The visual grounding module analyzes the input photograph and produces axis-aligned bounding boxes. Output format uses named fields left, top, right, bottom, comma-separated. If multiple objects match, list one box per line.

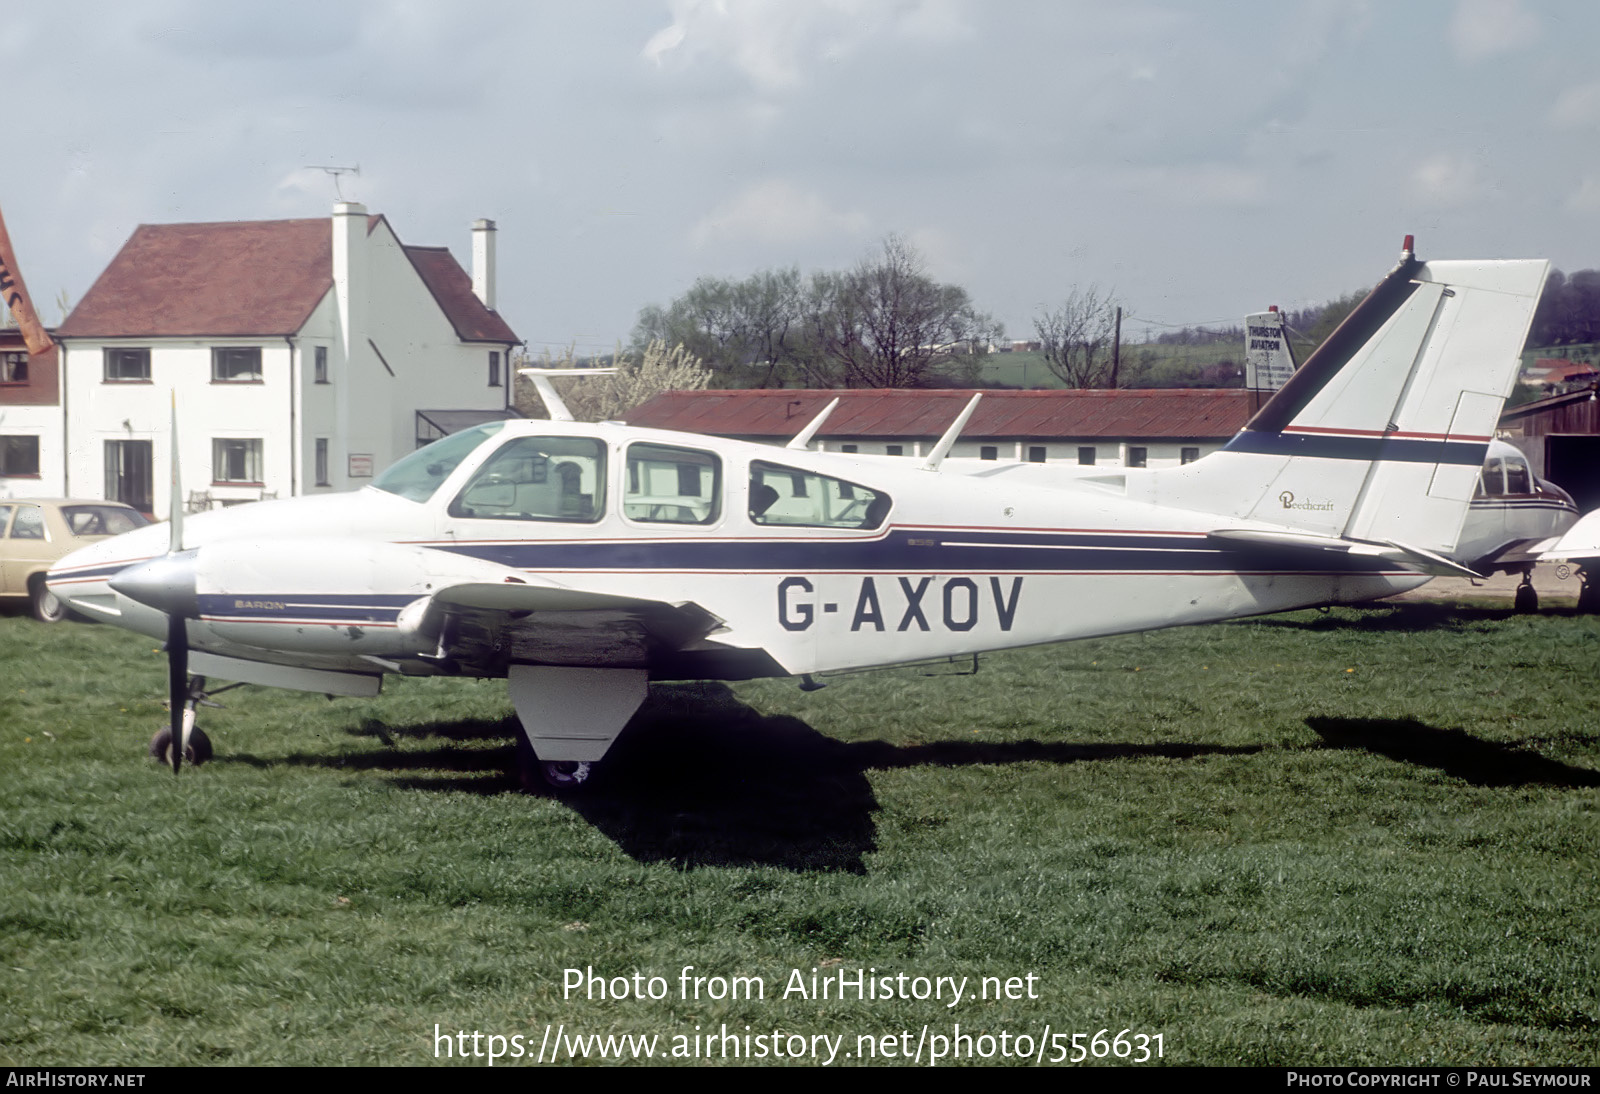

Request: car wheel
left=29, top=576, right=68, bottom=624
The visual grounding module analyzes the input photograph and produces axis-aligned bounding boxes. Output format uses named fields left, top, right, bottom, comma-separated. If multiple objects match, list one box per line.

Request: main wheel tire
left=1514, top=582, right=1539, bottom=614
left=148, top=725, right=213, bottom=766
left=541, top=760, right=593, bottom=790
left=29, top=576, right=67, bottom=624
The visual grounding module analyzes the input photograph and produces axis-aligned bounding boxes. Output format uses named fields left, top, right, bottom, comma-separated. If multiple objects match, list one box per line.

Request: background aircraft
left=48, top=240, right=1549, bottom=789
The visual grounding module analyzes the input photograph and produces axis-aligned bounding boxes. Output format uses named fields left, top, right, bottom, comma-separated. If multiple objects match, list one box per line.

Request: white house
left=54, top=203, right=519, bottom=515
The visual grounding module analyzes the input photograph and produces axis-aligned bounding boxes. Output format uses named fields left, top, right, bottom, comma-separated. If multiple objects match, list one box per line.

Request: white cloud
left=1113, top=164, right=1268, bottom=208
left=1411, top=153, right=1486, bottom=206
left=690, top=179, right=869, bottom=248
left=1449, top=0, right=1540, bottom=62
left=1550, top=81, right=1600, bottom=129
left=1564, top=175, right=1600, bottom=214
left=641, top=0, right=970, bottom=93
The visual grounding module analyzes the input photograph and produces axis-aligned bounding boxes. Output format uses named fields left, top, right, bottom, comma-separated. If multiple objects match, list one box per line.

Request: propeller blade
left=167, top=614, right=187, bottom=774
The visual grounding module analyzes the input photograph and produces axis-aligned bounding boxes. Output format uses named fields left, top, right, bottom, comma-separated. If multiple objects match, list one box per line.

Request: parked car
left=0, top=499, right=150, bottom=622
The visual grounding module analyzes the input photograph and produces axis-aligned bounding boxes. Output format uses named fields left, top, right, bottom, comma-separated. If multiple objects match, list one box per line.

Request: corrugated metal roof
left=59, top=216, right=517, bottom=344
left=624, top=388, right=1255, bottom=440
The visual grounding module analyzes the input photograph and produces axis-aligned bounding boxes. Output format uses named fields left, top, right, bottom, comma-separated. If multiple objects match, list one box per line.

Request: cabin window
left=0, top=435, right=40, bottom=476
left=104, top=348, right=151, bottom=382
left=1504, top=456, right=1532, bottom=495
left=624, top=442, right=720, bottom=525
left=212, top=347, right=263, bottom=382
left=749, top=460, right=889, bottom=530
left=980, top=446, right=998, bottom=461
left=1077, top=447, right=1096, bottom=466
left=1127, top=446, right=1148, bottom=468
left=0, top=352, right=27, bottom=383
left=213, top=439, right=264, bottom=483
left=449, top=435, right=606, bottom=523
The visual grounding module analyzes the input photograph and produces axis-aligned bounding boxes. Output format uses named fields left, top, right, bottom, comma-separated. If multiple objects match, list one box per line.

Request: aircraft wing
left=1541, top=510, right=1600, bottom=563
left=1207, top=528, right=1483, bottom=578
left=428, top=580, right=727, bottom=670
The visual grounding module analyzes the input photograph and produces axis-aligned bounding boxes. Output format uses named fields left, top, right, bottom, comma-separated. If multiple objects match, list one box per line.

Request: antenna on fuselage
left=785, top=397, right=841, bottom=451
left=920, top=393, right=983, bottom=472
left=517, top=367, right=618, bottom=423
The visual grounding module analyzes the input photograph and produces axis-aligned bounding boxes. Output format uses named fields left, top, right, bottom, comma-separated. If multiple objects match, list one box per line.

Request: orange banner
left=0, top=201, right=54, bottom=356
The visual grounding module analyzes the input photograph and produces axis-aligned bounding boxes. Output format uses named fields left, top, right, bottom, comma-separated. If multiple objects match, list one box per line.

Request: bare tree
left=1035, top=287, right=1121, bottom=388
left=808, top=235, right=1000, bottom=388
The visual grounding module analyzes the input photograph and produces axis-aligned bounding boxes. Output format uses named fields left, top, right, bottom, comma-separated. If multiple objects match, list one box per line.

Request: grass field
left=1, top=605, right=1597, bottom=1067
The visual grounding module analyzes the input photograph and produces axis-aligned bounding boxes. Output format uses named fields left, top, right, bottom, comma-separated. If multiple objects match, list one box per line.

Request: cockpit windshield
left=371, top=422, right=507, bottom=502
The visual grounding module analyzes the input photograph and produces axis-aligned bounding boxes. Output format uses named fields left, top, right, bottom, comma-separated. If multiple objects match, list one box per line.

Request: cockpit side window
left=625, top=443, right=721, bottom=525
left=372, top=422, right=507, bottom=502
left=1480, top=457, right=1505, bottom=497
left=449, top=436, right=606, bottom=523
left=749, top=460, right=889, bottom=529
left=1503, top=456, right=1532, bottom=495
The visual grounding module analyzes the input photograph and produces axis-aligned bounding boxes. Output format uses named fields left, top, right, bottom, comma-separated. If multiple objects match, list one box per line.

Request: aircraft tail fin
left=1167, top=239, right=1547, bottom=554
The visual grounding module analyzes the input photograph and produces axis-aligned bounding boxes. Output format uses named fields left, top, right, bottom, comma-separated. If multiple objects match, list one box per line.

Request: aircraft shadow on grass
left=1240, top=603, right=1552, bottom=634
left=1307, top=716, right=1600, bottom=789
left=221, top=682, right=1261, bottom=872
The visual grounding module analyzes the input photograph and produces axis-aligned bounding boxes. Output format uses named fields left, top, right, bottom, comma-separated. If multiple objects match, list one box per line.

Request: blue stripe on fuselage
left=1223, top=431, right=1488, bottom=465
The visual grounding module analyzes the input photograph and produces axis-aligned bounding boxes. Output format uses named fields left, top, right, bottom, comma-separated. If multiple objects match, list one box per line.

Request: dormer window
left=212, top=347, right=262, bottom=382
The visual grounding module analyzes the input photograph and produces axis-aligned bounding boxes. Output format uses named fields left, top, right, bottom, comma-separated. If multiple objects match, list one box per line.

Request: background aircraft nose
left=109, top=550, right=200, bottom=618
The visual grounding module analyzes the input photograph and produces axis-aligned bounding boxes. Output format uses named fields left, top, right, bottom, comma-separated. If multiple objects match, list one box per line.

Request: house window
left=213, top=347, right=262, bottom=382
left=1078, top=447, right=1096, bottom=466
left=1, top=352, right=27, bottom=383
left=213, top=439, right=264, bottom=483
left=315, top=438, right=330, bottom=486
left=105, top=440, right=153, bottom=512
left=886, top=445, right=904, bottom=456
left=980, top=446, right=998, bottom=461
left=840, top=444, right=858, bottom=453
left=1028, top=446, right=1047, bottom=463
left=1181, top=447, right=1200, bottom=465
left=314, top=346, right=328, bottom=384
left=1127, top=446, right=1148, bottom=468
left=489, top=351, right=502, bottom=387
left=0, top=435, right=40, bottom=476
left=104, top=348, right=151, bottom=382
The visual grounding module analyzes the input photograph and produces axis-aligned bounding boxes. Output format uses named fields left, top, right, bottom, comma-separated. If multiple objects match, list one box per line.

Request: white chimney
left=472, top=218, right=496, bottom=310
left=333, top=201, right=368, bottom=361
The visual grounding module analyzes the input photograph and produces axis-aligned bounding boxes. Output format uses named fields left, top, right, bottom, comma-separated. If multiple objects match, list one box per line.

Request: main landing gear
left=1514, top=571, right=1539, bottom=614
left=508, top=665, right=647, bottom=793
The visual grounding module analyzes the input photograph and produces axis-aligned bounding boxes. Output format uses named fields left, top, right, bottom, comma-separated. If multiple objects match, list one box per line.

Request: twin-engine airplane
left=49, top=239, right=1549, bottom=789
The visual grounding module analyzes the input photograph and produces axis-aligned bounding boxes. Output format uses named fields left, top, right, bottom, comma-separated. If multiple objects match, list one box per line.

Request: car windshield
left=371, top=422, right=507, bottom=502
left=59, top=505, right=149, bottom=536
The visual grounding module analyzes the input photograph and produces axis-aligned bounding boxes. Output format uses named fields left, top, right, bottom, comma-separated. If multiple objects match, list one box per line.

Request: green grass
left=1, top=605, right=1596, bottom=1066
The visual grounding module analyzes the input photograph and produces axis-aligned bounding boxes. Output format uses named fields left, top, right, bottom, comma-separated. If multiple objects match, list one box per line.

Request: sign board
left=1244, top=311, right=1296, bottom=391
left=348, top=454, right=374, bottom=478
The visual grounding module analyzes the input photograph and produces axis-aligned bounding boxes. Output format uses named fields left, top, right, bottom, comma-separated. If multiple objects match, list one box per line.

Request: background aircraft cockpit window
left=1478, top=453, right=1534, bottom=498
left=749, top=460, right=889, bottom=529
left=1504, top=455, right=1532, bottom=495
left=372, top=421, right=507, bottom=503
left=449, top=436, right=606, bottom=523
left=624, top=443, right=721, bottom=525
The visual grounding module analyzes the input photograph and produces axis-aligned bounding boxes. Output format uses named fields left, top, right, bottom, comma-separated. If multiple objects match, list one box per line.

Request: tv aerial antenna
left=306, top=164, right=360, bottom=200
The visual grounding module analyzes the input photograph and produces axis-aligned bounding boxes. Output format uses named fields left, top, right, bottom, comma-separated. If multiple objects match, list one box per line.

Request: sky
left=4, top=0, right=1598, bottom=355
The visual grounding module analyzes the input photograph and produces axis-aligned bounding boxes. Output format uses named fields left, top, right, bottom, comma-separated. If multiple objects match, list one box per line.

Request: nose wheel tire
left=149, top=725, right=213, bottom=766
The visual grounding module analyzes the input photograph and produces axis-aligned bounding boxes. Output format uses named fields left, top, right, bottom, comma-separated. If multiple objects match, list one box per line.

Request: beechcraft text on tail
left=48, top=238, right=1549, bottom=789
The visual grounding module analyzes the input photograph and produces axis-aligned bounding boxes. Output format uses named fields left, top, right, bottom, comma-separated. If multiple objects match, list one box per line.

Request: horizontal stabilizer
left=1208, top=527, right=1483, bottom=578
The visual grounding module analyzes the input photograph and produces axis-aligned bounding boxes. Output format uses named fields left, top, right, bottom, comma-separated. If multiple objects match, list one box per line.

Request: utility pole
left=1109, top=305, right=1122, bottom=389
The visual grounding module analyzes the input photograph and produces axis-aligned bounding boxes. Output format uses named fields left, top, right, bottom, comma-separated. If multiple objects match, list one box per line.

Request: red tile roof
left=58, top=215, right=516, bottom=343
left=404, top=245, right=517, bottom=343
left=624, top=388, right=1255, bottom=440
